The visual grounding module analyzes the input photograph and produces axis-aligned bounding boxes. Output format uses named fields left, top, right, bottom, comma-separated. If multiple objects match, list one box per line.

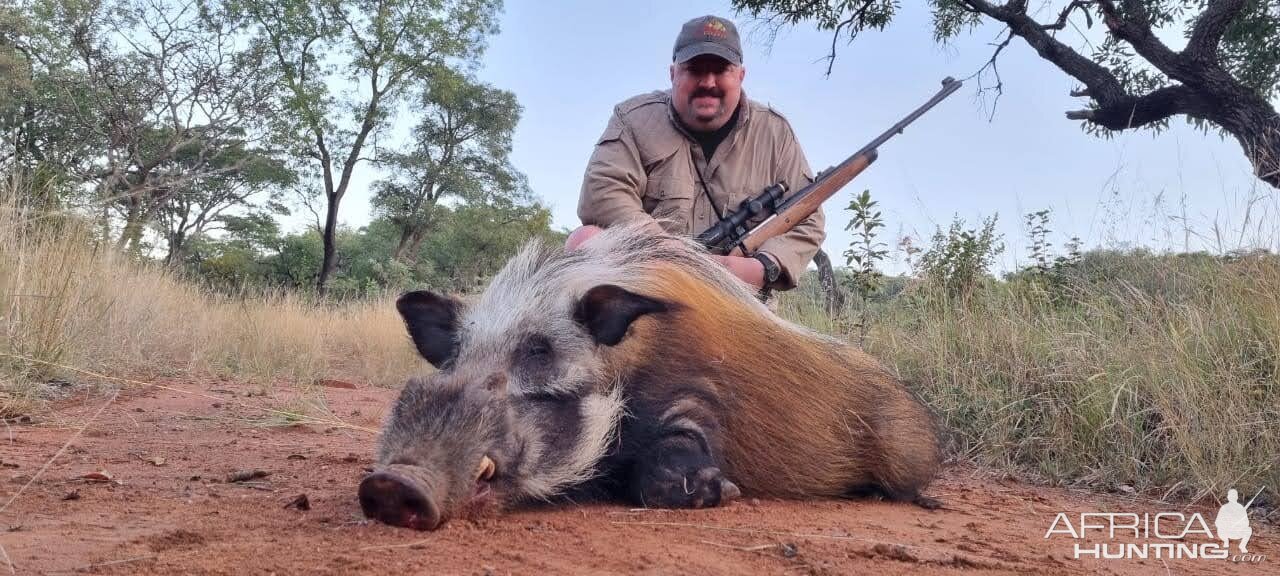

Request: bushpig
left=359, top=223, right=943, bottom=530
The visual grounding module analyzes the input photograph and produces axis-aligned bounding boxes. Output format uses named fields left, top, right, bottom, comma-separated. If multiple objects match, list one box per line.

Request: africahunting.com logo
left=1045, top=488, right=1267, bottom=564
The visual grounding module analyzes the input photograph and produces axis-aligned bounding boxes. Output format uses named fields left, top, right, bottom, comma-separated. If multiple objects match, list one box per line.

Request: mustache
left=690, top=88, right=724, bottom=101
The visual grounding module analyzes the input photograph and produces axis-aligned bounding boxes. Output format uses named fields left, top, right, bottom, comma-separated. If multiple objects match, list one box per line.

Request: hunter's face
left=670, top=55, right=744, bottom=131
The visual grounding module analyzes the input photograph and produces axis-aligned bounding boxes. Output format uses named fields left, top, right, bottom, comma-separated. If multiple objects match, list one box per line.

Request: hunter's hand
left=711, top=255, right=765, bottom=289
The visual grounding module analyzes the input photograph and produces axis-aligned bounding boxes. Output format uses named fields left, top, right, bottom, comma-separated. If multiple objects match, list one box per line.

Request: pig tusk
left=476, top=455, right=496, bottom=481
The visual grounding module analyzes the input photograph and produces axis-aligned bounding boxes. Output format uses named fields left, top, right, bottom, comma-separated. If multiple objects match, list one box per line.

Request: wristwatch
left=753, top=252, right=782, bottom=286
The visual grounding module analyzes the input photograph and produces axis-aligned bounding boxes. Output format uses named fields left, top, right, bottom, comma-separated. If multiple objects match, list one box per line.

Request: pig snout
left=359, top=468, right=446, bottom=531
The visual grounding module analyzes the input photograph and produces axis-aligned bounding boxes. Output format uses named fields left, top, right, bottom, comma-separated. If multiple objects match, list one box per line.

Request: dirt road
left=1, top=378, right=1272, bottom=575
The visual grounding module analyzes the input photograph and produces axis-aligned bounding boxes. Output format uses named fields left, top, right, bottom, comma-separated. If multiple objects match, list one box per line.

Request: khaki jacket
left=577, top=90, right=825, bottom=290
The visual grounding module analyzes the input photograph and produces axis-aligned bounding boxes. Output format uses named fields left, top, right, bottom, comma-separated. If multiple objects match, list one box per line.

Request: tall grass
left=4, top=174, right=1276, bottom=504
left=780, top=250, right=1280, bottom=501
left=0, top=179, right=421, bottom=418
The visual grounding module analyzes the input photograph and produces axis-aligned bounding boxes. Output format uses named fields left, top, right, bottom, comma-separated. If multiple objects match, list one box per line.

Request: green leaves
left=1218, top=0, right=1280, bottom=98
left=918, top=214, right=1005, bottom=300
left=230, top=0, right=501, bottom=158
left=370, top=67, right=525, bottom=262
left=225, top=0, right=505, bottom=292
left=841, top=189, right=887, bottom=343
left=928, top=0, right=982, bottom=43
left=1025, top=209, right=1053, bottom=274
left=6, top=0, right=544, bottom=295
left=842, top=189, right=887, bottom=288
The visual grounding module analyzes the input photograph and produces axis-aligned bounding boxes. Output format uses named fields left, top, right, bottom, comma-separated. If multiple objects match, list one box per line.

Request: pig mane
left=474, top=221, right=825, bottom=342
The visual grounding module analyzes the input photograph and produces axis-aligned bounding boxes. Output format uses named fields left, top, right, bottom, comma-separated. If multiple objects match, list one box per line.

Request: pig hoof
left=638, top=466, right=737, bottom=509
left=720, top=478, right=742, bottom=502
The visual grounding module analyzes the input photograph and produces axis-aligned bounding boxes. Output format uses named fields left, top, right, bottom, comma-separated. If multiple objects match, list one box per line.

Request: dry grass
left=779, top=251, right=1280, bottom=502
left=0, top=180, right=422, bottom=420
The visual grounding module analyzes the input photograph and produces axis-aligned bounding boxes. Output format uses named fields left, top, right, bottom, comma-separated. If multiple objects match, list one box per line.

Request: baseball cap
left=672, top=15, right=742, bottom=66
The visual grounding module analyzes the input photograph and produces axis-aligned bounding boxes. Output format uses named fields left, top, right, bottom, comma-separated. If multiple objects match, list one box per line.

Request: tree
left=2, top=2, right=64, bottom=178
left=2, top=1, right=133, bottom=205
left=153, top=141, right=295, bottom=266
left=50, top=0, right=280, bottom=253
left=1, top=5, right=35, bottom=176
left=415, top=197, right=561, bottom=293
left=733, top=0, right=1280, bottom=189
left=371, top=68, right=523, bottom=262
left=228, top=0, right=502, bottom=294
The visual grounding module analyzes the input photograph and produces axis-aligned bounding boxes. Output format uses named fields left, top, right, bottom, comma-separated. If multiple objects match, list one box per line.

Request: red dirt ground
left=1, top=378, right=1273, bottom=575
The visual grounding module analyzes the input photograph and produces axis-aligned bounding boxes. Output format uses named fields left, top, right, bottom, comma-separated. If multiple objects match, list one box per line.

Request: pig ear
left=396, top=290, right=464, bottom=368
left=573, top=284, right=670, bottom=346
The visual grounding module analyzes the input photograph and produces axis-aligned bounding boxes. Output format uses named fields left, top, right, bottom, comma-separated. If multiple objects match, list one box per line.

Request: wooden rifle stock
left=698, top=76, right=963, bottom=258
left=726, top=151, right=877, bottom=257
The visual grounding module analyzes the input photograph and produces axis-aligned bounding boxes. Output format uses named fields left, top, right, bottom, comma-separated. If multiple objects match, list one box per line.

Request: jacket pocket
left=641, top=148, right=692, bottom=214
left=646, top=166, right=697, bottom=232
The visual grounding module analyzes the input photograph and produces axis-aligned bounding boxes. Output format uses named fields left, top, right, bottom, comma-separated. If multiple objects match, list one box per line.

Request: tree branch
left=1095, top=0, right=1195, bottom=84
left=1185, top=0, right=1246, bottom=62
left=1065, top=84, right=1215, bottom=129
left=335, top=5, right=374, bottom=59
left=1040, top=0, right=1094, bottom=31
left=822, top=0, right=877, bottom=77
left=963, top=28, right=1016, bottom=120
left=961, top=0, right=1127, bottom=104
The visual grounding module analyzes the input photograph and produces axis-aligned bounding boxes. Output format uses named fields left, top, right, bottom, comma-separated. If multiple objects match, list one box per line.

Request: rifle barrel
left=864, top=76, right=963, bottom=156
left=1243, top=486, right=1266, bottom=510
left=772, top=77, right=963, bottom=216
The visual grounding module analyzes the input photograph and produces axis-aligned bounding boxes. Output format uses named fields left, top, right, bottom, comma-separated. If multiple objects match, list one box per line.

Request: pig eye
left=522, top=336, right=552, bottom=360
left=517, top=335, right=555, bottom=369
left=514, top=334, right=557, bottom=389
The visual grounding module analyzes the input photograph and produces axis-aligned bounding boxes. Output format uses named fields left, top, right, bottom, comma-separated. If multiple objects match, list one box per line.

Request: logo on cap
left=702, top=19, right=728, bottom=39
left=673, top=15, right=742, bottom=65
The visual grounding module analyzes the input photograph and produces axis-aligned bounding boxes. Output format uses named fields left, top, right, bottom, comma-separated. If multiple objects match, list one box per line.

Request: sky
left=328, top=0, right=1280, bottom=275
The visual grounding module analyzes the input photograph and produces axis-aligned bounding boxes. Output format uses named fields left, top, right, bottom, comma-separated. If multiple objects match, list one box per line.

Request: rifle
left=696, top=76, right=964, bottom=257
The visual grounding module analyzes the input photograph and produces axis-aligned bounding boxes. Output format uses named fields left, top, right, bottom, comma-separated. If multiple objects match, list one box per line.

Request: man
left=570, top=15, right=825, bottom=294
left=1214, top=489, right=1253, bottom=553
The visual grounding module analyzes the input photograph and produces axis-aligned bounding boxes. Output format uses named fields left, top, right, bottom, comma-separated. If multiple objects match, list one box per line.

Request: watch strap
left=753, top=252, right=781, bottom=285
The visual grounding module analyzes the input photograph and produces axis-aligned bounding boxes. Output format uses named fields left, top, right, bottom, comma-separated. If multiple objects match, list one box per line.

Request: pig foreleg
left=624, top=392, right=740, bottom=509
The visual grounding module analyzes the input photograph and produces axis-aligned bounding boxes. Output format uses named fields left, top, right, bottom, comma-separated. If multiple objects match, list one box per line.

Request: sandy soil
left=1, top=378, right=1273, bottom=575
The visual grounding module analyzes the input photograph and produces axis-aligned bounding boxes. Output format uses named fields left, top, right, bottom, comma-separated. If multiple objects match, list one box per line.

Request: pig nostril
left=358, top=471, right=442, bottom=531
